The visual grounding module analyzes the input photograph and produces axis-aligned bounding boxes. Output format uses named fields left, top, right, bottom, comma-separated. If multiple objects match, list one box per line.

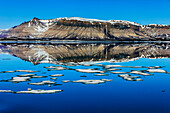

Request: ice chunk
left=15, top=70, right=39, bottom=73
left=107, top=68, right=121, bottom=71
left=16, top=89, right=62, bottom=94
left=48, top=67, right=67, bottom=71
left=17, top=74, right=36, bottom=77
left=118, top=74, right=141, bottom=81
left=0, top=71, right=16, bottom=73
left=11, top=77, right=31, bottom=82
left=28, top=80, right=55, bottom=85
left=130, top=71, right=151, bottom=76
left=72, top=79, right=105, bottom=84
left=146, top=69, right=166, bottom=73
left=31, top=76, right=47, bottom=78
left=50, top=74, right=64, bottom=77
left=101, top=79, right=112, bottom=82
left=111, top=72, right=128, bottom=74
left=62, top=80, right=70, bottom=83
left=94, top=74, right=108, bottom=76
left=0, top=90, right=14, bottom=93
left=75, top=69, right=104, bottom=73
left=104, top=65, right=123, bottom=68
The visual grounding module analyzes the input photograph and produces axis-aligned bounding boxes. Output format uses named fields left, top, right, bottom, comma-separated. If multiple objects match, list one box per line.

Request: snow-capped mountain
left=2, top=17, right=170, bottom=40
left=0, top=29, right=10, bottom=38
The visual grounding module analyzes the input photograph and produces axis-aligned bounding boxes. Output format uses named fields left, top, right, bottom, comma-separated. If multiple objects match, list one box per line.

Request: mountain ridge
left=1, top=17, right=170, bottom=41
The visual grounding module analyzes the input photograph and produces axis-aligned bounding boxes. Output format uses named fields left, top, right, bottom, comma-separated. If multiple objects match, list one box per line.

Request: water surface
left=0, top=42, right=170, bottom=113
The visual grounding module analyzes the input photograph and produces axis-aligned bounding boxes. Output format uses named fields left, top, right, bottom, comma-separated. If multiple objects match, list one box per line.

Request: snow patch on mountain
left=109, top=20, right=141, bottom=26
left=67, top=17, right=108, bottom=23
left=34, top=25, right=48, bottom=33
left=39, top=20, right=54, bottom=27
left=66, top=17, right=141, bottom=26
left=28, top=19, right=56, bottom=33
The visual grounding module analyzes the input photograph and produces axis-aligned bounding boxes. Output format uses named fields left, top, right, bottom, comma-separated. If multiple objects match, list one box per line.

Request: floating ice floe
left=118, top=74, right=141, bottom=81
left=104, top=65, right=124, bottom=68
left=128, top=66, right=144, bottom=68
left=94, top=74, right=108, bottom=76
left=11, top=77, right=31, bottom=82
left=44, top=66, right=59, bottom=68
left=15, top=70, right=39, bottom=73
left=0, top=71, right=16, bottom=73
left=147, top=66, right=162, bottom=69
left=80, top=63, right=92, bottom=66
left=72, top=79, right=105, bottom=84
left=146, top=69, right=167, bottom=73
left=0, top=90, right=14, bottom=93
left=62, top=80, right=70, bottom=83
left=48, top=67, right=67, bottom=71
left=16, top=89, right=62, bottom=94
left=63, top=62, right=78, bottom=66
left=50, top=77, right=57, bottom=80
left=29, top=80, right=56, bottom=85
left=101, top=79, right=112, bottom=82
left=130, top=71, right=151, bottom=76
left=17, top=74, right=36, bottom=77
left=136, top=78, right=143, bottom=81
left=118, top=74, right=130, bottom=77
left=93, top=64, right=104, bottom=67
left=106, top=68, right=121, bottom=71
left=75, top=69, right=104, bottom=73
left=50, top=74, right=64, bottom=77
left=110, top=72, right=128, bottom=74
left=104, top=65, right=145, bottom=69
left=31, top=76, right=47, bottom=78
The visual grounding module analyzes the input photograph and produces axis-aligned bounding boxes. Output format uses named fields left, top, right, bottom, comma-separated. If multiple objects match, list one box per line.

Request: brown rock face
left=4, top=17, right=170, bottom=40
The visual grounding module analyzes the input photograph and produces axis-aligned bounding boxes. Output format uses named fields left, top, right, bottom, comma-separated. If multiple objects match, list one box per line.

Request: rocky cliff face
left=2, top=17, right=170, bottom=40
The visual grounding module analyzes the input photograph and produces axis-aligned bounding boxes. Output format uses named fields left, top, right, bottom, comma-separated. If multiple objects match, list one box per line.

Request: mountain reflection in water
left=0, top=42, right=170, bottom=64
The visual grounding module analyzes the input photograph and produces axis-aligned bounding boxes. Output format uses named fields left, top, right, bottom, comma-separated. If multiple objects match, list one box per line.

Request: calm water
left=0, top=42, right=170, bottom=113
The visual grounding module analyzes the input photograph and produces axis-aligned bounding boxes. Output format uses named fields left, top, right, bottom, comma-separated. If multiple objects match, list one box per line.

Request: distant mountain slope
left=2, top=17, right=170, bottom=40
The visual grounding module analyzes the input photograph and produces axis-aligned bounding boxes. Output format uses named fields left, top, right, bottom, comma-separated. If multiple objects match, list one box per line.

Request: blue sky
left=0, top=0, right=170, bottom=29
